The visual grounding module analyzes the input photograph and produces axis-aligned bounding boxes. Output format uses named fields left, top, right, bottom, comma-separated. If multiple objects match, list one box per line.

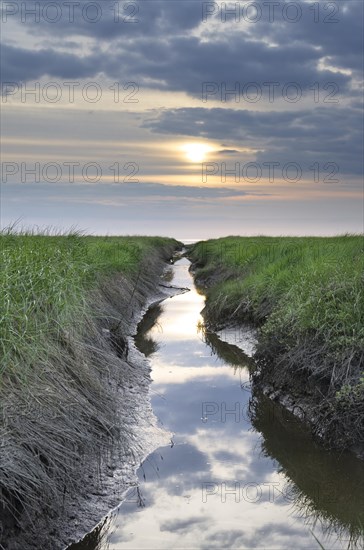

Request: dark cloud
left=1, top=32, right=352, bottom=97
left=0, top=43, right=101, bottom=82
left=217, top=150, right=241, bottom=155
left=160, top=516, right=210, bottom=534
left=1, top=1, right=360, bottom=98
left=251, top=0, right=364, bottom=75
left=143, top=106, right=364, bottom=175
left=1, top=0, right=204, bottom=40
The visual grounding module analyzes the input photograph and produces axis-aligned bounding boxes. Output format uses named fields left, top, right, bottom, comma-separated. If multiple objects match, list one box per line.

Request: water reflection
left=134, top=303, right=164, bottom=357
left=249, top=391, right=364, bottom=545
left=69, top=515, right=114, bottom=550
left=68, top=258, right=364, bottom=550
left=200, top=327, right=255, bottom=371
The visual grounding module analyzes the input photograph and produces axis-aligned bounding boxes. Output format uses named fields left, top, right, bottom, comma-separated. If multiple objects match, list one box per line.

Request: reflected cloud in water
left=68, top=259, right=364, bottom=550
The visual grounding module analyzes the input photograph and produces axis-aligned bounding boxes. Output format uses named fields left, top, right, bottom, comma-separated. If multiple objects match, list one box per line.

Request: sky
left=1, top=0, right=363, bottom=239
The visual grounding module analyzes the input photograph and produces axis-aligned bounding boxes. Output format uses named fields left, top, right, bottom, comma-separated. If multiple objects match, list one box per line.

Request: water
left=69, top=257, right=364, bottom=549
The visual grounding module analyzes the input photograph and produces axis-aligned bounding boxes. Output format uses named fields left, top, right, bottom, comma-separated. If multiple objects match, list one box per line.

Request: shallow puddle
left=68, top=257, right=364, bottom=549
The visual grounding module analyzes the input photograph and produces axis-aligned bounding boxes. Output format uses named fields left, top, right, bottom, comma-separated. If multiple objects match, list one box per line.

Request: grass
left=0, top=230, right=177, bottom=381
left=0, top=228, right=179, bottom=541
left=189, top=235, right=364, bottom=450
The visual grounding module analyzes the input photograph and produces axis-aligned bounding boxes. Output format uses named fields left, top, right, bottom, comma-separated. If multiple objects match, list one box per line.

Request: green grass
left=189, top=235, right=364, bottom=449
left=0, top=230, right=177, bottom=381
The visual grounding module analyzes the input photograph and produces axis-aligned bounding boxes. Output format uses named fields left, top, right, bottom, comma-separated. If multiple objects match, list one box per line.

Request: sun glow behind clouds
left=182, top=142, right=213, bottom=163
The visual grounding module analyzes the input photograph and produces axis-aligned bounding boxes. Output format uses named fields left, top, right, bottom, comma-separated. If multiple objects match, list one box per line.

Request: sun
left=182, top=143, right=212, bottom=163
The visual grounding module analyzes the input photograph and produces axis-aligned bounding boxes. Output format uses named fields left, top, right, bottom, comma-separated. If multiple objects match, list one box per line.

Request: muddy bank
left=188, top=256, right=364, bottom=459
left=1, top=244, right=181, bottom=550
left=253, top=364, right=364, bottom=460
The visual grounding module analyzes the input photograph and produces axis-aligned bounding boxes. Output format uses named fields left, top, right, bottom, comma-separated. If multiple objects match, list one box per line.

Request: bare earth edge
left=1, top=247, right=182, bottom=550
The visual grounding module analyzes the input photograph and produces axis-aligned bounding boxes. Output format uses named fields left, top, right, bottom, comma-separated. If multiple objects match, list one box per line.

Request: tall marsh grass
left=1, top=231, right=174, bottom=379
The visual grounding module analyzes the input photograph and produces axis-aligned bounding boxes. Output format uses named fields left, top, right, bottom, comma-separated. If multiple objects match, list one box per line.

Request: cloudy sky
left=1, top=0, right=363, bottom=239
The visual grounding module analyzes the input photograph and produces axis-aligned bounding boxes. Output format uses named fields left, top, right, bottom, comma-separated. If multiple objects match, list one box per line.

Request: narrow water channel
left=69, top=257, right=364, bottom=549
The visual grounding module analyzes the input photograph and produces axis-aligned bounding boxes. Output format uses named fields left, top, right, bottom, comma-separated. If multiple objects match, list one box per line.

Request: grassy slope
left=0, top=231, right=179, bottom=538
left=1, top=233, right=177, bottom=381
left=189, top=236, right=364, bottom=450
